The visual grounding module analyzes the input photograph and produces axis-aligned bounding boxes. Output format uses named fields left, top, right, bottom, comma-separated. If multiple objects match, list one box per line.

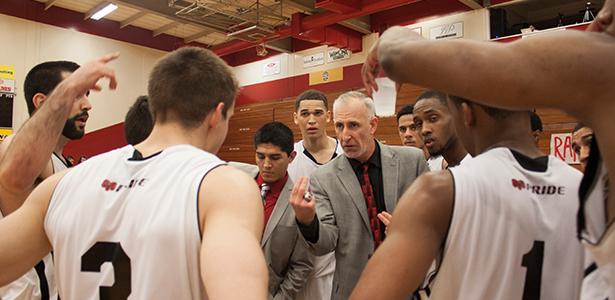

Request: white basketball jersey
left=0, top=154, right=65, bottom=300
left=287, top=139, right=343, bottom=182
left=288, top=139, right=342, bottom=300
left=427, top=155, right=444, bottom=171
left=45, top=144, right=224, bottom=299
left=431, top=147, right=584, bottom=300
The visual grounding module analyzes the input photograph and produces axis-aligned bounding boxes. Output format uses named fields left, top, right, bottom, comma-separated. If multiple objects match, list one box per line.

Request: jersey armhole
left=422, top=169, right=457, bottom=294
left=196, top=163, right=227, bottom=240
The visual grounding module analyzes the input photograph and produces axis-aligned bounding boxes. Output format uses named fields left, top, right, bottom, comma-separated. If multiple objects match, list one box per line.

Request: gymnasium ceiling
left=24, top=0, right=494, bottom=58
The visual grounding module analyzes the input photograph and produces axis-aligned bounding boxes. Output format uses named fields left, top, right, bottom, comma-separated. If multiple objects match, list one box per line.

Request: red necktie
left=361, top=164, right=382, bottom=249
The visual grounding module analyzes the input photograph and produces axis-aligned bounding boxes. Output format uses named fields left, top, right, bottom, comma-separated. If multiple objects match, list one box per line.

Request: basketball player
left=288, top=89, right=342, bottom=300
left=412, top=90, right=469, bottom=169
left=0, top=47, right=268, bottom=299
left=349, top=98, right=585, bottom=299
left=529, top=111, right=543, bottom=148
left=0, top=58, right=104, bottom=299
left=572, top=123, right=593, bottom=171
left=124, top=95, right=153, bottom=145
left=362, top=1, right=615, bottom=292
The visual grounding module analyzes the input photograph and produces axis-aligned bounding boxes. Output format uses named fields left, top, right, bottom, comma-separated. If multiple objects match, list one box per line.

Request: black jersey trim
left=34, top=260, right=50, bottom=300
left=128, top=149, right=162, bottom=161
left=510, top=150, right=548, bottom=172
left=196, top=163, right=226, bottom=240
left=302, top=139, right=339, bottom=165
left=52, top=152, right=70, bottom=171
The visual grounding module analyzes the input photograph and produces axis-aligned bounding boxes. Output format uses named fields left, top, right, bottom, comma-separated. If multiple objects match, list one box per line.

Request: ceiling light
left=91, top=3, right=118, bottom=20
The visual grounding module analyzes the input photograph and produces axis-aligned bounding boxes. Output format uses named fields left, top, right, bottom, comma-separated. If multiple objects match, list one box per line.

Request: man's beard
left=62, top=111, right=88, bottom=140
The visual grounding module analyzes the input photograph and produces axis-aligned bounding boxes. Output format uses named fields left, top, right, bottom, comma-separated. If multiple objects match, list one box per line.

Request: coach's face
left=413, top=98, right=456, bottom=157
left=334, top=98, right=377, bottom=163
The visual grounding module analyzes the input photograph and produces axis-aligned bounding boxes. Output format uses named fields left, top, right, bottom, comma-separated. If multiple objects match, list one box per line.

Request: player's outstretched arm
left=199, top=166, right=268, bottom=300
left=366, top=26, right=615, bottom=116
left=0, top=53, right=119, bottom=216
left=0, top=171, right=65, bottom=285
left=350, top=171, right=454, bottom=300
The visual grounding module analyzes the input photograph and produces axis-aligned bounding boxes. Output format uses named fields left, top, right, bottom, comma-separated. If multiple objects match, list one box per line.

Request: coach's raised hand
left=289, top=176, right=316, bottom=225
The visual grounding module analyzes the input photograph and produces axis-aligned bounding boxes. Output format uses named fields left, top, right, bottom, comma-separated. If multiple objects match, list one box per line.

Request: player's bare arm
left=350, top=170, right=454, bottom=300
left=366, top=26, right=615, bottom=117
left=0, top=170, right=67, bottom=285
left=199, top=165, right=268, bottom=300
left=0, top=53, right=119, bottom=216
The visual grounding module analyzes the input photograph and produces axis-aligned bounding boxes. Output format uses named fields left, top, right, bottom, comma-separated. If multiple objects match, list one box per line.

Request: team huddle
left=0, top=1, right=613, bottom=299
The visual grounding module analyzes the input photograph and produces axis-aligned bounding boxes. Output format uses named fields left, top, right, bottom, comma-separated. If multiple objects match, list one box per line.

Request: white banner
left=430, top=22, right=463, bottom=40
left=0, top=78, right=15, bottom=93
left=303, top=52, right=325, bottom=68
left=262, top=59, right=281, bottom=76
left=327, top=47, right=351, bottom=63
left=550, top=133, right=580, bottom=164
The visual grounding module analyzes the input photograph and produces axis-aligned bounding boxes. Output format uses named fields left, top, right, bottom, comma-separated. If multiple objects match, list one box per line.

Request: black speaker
left=490, top=8, right=508, bottom=39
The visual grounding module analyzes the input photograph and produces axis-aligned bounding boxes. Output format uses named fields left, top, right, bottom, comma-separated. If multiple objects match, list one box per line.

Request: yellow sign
left=0, top=65, right=15, bottom=80
left=309, top=67, right=343, bottom=85
left=0, top=128, right=13, bottom=142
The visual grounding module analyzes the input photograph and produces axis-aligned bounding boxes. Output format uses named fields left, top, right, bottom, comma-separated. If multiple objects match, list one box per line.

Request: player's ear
left=207, top=102, right=225, bottom=129
left=460, top=102, right=475, bottom=127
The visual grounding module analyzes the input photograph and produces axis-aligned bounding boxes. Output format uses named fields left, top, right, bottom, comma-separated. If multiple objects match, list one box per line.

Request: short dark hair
left=148, top=47, right=238, bottom=128
left=254, top=121, right=294, bottom=155
left=529, top=111, right=543, bottom=131
left=416, top=90, right=448, bottom=105
left=448, top=95, right=514, bottom=120
left=295, top=89, right=328, bottom=111
left=396, top=104, right=414, bottom=123
left=24, top=61, right=80, bottom=115
left=124, top=95, right=153, bottom=145
left=573, top=122, right=587, bottom=133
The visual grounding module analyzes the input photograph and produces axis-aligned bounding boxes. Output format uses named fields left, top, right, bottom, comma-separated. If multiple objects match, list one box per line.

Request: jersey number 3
left=521, top=240, right=544, bottom=300
left=81, top=242, right=132, bottom=300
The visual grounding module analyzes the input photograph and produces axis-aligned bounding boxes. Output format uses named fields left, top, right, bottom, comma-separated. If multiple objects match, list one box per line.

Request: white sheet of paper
left=372, top=77, right=397, bottom=117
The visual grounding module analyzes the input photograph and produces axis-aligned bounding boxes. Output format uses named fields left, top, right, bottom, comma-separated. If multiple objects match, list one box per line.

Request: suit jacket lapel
left=337, top=156, right=371, bottom=233
left=380, top=143, right=399, bottom=213
left=262, top=178, right=293, bottom=246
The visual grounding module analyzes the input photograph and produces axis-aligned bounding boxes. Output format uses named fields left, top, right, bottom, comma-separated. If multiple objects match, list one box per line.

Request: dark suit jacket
left=306, top=142, right=428, bottom=299
left=229, top=162, right=314, bottom=300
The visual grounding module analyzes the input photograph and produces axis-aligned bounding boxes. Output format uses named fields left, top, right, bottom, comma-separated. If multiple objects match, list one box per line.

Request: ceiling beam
left=153, top=22, right=181, bottom=37
left=44, top=0, right=61, bottom=10
left=282, top=0, right=313, bottom=13
left=458, top=0, right=483, bottom=9
left=184, top=30, right=212, bottom=44
left=120, top=11, right=148, bottom=28
left=265, top=38, right=292, bottom=53
left=339, top=18, right=371, bottom=35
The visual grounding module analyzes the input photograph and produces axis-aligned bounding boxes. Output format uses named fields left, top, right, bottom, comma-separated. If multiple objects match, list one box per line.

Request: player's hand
left=362, top=41, right=381, bottom=97
left=60, top=52, right=120, bottom=100
left=289, top=176, right=316, bottom=226
left=377, top=211, right=392, bottom=235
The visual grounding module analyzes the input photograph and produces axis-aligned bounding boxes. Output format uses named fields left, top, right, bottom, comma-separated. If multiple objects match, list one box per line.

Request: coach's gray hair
left=333, top=91, right=376, bottom=119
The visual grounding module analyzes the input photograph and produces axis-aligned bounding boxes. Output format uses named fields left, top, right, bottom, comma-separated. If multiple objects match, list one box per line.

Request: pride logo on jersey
left=511, top=179, right=565, bottom=195
left=101, top=178, right=147, bottom=192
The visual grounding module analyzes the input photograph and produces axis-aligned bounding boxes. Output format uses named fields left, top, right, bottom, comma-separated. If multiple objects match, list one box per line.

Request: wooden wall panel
left=218, top=83, right=580, bottom=166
